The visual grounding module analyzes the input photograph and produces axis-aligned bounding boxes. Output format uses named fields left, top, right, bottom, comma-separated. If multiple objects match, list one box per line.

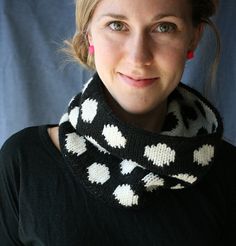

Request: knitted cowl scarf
left=59, top=73, right=223, bottom=209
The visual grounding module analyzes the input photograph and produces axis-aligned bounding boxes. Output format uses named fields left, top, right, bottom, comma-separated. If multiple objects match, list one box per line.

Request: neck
left=105, top=91, right=167, bottom=133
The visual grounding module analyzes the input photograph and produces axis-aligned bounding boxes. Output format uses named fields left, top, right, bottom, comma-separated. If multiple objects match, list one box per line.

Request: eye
left=108, top=21, right=127, bottom=31
left=155, top=23, right=176, bottom=33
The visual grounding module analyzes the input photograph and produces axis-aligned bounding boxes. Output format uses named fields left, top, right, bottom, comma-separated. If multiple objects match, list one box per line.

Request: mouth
left=118, top=72, right=159, bottom=88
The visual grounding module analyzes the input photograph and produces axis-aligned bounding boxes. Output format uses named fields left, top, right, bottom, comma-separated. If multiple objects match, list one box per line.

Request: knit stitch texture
left=59, top=73, right=223, bottom=208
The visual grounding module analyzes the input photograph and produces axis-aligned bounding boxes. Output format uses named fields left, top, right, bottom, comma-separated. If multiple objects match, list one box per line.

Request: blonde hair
left=63, top=0, right=100, bottom=70
left=63, top=0, right=220, bottom=82
left=190, top=0, right=220, bottom=94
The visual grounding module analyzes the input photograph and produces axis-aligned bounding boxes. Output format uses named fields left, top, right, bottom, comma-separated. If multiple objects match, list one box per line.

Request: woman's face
left=88, top=0, right=202, bottom=115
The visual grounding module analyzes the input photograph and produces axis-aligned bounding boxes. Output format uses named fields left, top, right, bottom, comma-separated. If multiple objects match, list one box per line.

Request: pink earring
left=187, top=50, right=194, bottom=60
left=89, top=45, right=94, bottom=55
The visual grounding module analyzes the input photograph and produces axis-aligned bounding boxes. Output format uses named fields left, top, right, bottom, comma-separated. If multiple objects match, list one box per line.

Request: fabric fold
left=59, top=73, right=223, bottom=208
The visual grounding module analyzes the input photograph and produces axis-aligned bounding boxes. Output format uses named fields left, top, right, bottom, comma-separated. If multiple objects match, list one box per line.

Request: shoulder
left=0, top=125, right=64, bottom=184
left=0, top=126, right=50, bottom=172
left=1, top=126, right=45, bottom=158
left=217, top=139, right=236, bottom=162
left=218, top=140, right=236, bottom=239
left=0, top=126, right=45, bottom=200
left=215, top=139, right=236, bottom=174
left=213, top=139, right=236, bottom=195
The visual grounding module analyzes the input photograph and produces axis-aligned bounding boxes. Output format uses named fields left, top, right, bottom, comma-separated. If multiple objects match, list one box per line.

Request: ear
left=87, top=31, right=93, bottom=46
left=189, top=23, right=205, bottom=51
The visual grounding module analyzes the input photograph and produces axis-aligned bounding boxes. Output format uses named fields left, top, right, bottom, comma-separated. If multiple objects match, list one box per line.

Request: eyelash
left=107, top=21, right=127, bottom=32
left=155, top=23, right=177, bottom=33
left=107, top=21, right=177, bottom=33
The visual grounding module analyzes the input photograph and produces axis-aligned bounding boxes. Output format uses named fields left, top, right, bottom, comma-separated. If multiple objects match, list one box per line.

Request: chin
left=121, top=104, right=155, bottom=115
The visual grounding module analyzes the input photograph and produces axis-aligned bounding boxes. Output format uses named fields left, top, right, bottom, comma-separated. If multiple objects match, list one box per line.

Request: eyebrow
left=99, top=13, right=184, bottom=21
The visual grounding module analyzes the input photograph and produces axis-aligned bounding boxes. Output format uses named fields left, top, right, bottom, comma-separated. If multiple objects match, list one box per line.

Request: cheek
left=93, top=31, right=122, bottom=53
left=156, top=43, right=186, bottom=74
left=93, top=35, right=121, bottom=69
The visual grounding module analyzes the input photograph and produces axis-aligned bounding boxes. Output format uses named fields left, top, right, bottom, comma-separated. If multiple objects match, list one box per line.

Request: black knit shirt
left=0, top=125, right=235, bottom=246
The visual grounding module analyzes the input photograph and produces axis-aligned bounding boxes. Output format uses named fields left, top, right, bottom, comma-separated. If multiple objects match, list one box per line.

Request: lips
left=118, top=73, right=159, bottom=88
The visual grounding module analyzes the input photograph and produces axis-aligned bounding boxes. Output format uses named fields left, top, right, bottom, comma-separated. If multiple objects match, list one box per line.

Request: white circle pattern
left=102, top=124, right=127, bottom=148
left=59, top=113, right=69, bottom=125
left=113, top=184, right=139, bottom=207
left=171, top=173, right=197, bottom=184
left=87, top=163, right=110, bottom=184
left=171, top=184, right=185, bottom=189
left=59, top=75, right=222, bottom=208
left=85, top=136, right=110, bottom=154
left=81, top=98, right=98, bottom=123
left=193, top=144, right=214, bottom=166
left=144, top=143, right=176, bottom=167
left=142, top=173, right=164, bottom=192
left=120, top=159, right=144, bottom=175
left=69, top=107, right=79, bottom=129
left=65, top=133, right=87, bottom=156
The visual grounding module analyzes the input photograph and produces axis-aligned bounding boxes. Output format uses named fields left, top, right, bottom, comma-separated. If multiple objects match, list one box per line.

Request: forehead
left=92, top=0, right=192, bottom=22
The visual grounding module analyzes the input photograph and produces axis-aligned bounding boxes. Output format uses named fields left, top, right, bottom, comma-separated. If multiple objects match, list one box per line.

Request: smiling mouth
left=118, top=73, right=159, bottom=88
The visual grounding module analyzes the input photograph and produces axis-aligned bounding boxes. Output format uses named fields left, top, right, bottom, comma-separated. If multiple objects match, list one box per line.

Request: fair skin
left=88, top=0, right=202, bottom=131
left=49, top=0, right=203, bottom=149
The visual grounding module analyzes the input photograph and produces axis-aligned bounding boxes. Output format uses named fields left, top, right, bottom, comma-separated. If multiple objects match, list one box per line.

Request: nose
left=126, top=32, right=154, bottom=67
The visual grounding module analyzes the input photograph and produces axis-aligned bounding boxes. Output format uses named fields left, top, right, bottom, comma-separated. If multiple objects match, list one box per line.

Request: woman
left=0, top=0, right=235, bottom=245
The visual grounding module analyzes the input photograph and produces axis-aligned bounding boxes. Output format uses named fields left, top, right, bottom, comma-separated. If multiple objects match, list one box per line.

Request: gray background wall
left=1, top=0, right=236, bottom=147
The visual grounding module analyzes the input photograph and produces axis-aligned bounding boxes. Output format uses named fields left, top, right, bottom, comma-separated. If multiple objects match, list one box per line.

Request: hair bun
left=191, top=0, right=219, bottom=25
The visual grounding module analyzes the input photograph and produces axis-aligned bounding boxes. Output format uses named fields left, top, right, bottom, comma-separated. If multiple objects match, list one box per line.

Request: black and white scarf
left=59, top=73, right=223, bottom=208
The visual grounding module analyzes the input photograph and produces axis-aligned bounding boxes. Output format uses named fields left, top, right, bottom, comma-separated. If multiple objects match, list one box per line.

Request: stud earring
left=187, top=50, right=194, bottom=60
left=88, top=45, right=94, bottom=55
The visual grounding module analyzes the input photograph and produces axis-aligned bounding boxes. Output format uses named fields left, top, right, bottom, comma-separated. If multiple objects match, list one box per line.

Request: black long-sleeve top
left=0, top=125, right=235, bottom=246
